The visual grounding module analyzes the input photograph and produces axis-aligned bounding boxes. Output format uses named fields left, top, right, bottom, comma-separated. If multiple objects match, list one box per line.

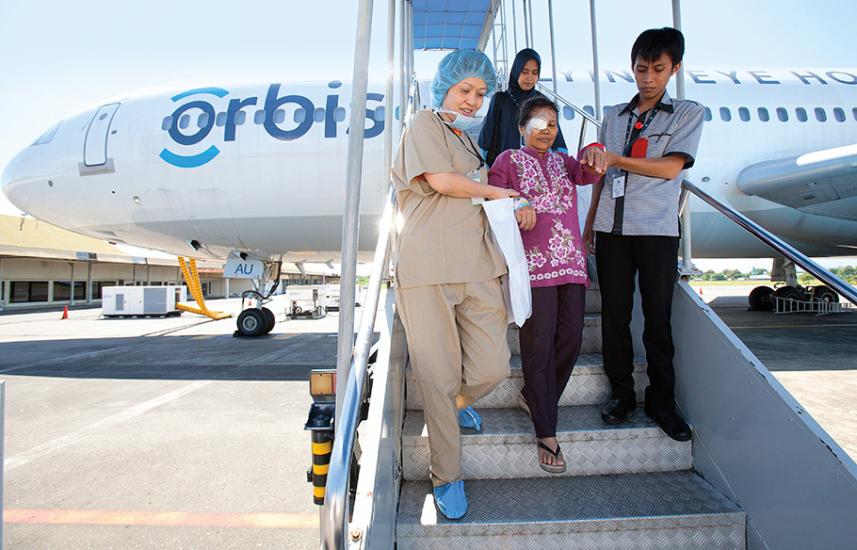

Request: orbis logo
left=159, top=82, right=384, bottom=168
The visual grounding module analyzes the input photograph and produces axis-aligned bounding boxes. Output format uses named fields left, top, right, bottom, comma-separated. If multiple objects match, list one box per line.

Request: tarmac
left=0, top=285, right=855, bottom=548
left=1, top=295, right=343, bottom=549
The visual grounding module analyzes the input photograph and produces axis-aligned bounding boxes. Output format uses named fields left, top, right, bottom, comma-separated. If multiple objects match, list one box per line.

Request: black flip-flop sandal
left=537, top=441, right=567, bottom=474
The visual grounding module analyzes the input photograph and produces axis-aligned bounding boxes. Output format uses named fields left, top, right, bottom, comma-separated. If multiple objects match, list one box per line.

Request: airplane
left=3, top=67, right=856, bottom=335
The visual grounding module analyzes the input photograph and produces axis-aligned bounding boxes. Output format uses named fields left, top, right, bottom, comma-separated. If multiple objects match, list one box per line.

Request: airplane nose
left=1, top=147, right=36, bottom=213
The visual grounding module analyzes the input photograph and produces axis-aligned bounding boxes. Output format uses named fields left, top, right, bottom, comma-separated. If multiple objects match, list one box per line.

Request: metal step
left=507, top=313, right=602, bottom=356
left=406, top=354, right=648, bottom=410
left=583, top=286, right=601, bottom=313
left=402, top=405, right=691, bottom=481
left=397, top=471, right=745, bottom=549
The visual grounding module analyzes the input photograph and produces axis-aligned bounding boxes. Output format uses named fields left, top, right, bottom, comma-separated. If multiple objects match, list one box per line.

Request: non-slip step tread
left=403, top=405, right=663, bottom=445
left=397, top=471, right=744, bottom=538
left=406, top=354, right=646, bottom=381
left=401, top=405, right=692, bottom=480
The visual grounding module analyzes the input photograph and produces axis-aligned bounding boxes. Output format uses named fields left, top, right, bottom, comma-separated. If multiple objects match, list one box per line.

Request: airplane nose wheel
left=237, top=308, right=267, bottom=337
left=261, top=307, right=276, bottom=334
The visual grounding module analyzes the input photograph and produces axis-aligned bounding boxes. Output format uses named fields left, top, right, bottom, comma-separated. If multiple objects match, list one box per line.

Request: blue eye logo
left=159, top=87, right=229, bottom=168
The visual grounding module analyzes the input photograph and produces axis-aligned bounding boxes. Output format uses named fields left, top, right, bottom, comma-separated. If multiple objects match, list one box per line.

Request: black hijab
left=507, top=48, right=541, bottom=106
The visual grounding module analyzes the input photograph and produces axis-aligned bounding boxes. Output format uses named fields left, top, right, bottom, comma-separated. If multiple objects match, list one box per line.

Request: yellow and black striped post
left=310, top=430, right=333, bottom=505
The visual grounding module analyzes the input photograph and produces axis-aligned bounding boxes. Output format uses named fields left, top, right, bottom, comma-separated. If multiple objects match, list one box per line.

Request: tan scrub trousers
left=396, top=279, right=510, bottom=486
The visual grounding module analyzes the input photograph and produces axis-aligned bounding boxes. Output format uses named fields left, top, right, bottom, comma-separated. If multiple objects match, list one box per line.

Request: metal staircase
left=395, top=284, right=746, bottom=549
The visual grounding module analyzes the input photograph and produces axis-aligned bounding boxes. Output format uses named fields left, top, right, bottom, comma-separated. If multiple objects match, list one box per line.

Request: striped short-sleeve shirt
left=594, top=91, right=704, bottom=237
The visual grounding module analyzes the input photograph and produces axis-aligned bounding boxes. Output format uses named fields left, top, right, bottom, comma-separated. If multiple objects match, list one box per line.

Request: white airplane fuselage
left=3, top=67, right=857, bottom=262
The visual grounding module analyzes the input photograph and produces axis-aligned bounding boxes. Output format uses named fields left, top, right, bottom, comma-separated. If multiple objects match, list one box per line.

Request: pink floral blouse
left=488, top=147, right=599, bottom=288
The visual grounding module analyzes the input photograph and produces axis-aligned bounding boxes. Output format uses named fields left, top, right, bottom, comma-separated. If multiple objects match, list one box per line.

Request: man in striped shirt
left=582, top=27, right=704, bottom=441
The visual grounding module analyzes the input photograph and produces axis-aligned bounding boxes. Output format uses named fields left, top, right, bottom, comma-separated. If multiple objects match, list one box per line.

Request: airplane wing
left=736, top=144, right=857, bottom=218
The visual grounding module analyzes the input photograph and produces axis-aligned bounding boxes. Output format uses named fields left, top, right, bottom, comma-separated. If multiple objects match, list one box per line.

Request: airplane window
left=814, top=107, right=827, bottom=122
left=335, top=107, right=346, bottom=122
left=294, top=108, right=306, bottom=124
left=562, top=106, right=574, bottom=120
left=833, top=107, right=845, bottom=122
left=738, top=107, right=750, bottom=122
left=703, top=107, right=712, bottom=121
left=32, top=121, right=61, bottom=146
left=757, top=107, right=770, bottom=122
left=216, top=112, right=226, bottom=127
left=197, top=113, right=209, bottom=128
left=795, top=107, right=808, bottom=122
left=602, top=106, right=609, bottom=118
left=583, top=105, right=594, bottom=117
left=314, top=107, right=326, bottom=123
left=373, top=106, right=385, bottom=122
left=853, top=107, right=857, bottom=121
left=776, top=107, right=788, bottom=121
left=719, top=107, right=731, bottom=121
left=254, top=110, right=265, bottom=124
left=275, top=109, right=285, bottom=124
left=161, top=116, right=172, bottom=131
left=235, top=111, right=246, bottom=125
left=179, top=115, right=190, bottom=129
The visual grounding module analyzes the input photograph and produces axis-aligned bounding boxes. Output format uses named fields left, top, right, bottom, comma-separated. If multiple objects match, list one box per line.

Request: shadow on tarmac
left=0, top=332, right=379, bottom=381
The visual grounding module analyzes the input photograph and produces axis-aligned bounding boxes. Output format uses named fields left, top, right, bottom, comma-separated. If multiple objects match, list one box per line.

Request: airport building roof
left=0, top=214, right=176, bottom=264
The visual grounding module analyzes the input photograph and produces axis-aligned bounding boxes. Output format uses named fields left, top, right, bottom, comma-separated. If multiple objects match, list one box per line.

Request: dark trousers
left=519, top=283, right=586, bottom=438
left=594, top=232, right=679, bottom=412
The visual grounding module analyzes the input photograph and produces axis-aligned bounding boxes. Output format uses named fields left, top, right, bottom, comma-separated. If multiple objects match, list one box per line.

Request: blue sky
left=0, top=0, right=854, bottom=268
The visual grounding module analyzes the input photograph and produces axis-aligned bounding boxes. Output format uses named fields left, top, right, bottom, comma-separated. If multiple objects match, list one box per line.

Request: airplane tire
left=813, top=285, right=839, bottom=304
left=748, top=286, right=774, bottom=311
left=774, top=286, right=804, bottom=312
left=237, top=309, right=267, bottom=337
left=261, top=307, right=276, bottom=334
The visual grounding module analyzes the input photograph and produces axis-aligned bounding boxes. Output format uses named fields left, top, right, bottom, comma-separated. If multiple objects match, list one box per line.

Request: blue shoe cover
left=458, top=406, right=482, bottom=432
left=433, top=480, right=468, bottom=519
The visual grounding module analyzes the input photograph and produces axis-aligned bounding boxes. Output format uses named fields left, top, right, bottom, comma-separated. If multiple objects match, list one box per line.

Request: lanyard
left=436, top=113, right=486, bottom=170
left=622, top=107, right=659, bottom=157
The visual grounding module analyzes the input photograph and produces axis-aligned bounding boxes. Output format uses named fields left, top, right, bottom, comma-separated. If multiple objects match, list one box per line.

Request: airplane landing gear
left=237, top=308, right=268, bottom=337
left=748, top=286, right=775, bottom=311
left=234, top=259, right=282, bottom=337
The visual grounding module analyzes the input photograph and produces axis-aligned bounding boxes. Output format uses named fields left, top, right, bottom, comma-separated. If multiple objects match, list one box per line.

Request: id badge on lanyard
left=615, top=108, right=658, bottom=199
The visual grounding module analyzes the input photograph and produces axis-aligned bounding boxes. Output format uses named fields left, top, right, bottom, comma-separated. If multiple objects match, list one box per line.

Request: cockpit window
left=32, top=122, right=62, bottom=146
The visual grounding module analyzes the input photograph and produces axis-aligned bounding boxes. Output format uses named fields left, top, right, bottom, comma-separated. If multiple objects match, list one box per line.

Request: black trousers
left=519, top=283, right=586, bottom=438
left=594, top=232, right=679, bottom=412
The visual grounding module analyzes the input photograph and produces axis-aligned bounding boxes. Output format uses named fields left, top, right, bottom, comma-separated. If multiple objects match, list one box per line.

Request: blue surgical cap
left=430, top=49, right=498, bottom=109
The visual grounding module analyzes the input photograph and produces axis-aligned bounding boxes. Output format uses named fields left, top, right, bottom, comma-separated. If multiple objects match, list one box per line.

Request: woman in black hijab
left=478, top=48, right=568, bottom=166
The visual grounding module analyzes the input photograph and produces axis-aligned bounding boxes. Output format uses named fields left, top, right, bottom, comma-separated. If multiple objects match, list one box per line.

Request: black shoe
left=646, top=407, right=692, bottom=441
left=601, top=398, right=636, bottom=425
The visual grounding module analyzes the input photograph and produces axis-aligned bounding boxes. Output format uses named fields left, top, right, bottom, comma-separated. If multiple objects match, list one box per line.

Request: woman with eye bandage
left=488, top=95, right=606, bottom=473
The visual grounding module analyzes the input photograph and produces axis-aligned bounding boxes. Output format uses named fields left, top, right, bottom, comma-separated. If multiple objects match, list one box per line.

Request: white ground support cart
left=285, top=286, right=328, bottom=319
left=101, top=286, right=187, bottom=317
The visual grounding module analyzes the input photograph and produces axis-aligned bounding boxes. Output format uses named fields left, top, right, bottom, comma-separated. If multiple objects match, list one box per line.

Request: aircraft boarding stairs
left=395, top=283, right=745, bottom=549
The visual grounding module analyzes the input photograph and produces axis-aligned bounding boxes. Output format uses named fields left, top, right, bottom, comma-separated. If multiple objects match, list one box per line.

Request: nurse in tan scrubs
left=391, top=49, right=518, bottom=520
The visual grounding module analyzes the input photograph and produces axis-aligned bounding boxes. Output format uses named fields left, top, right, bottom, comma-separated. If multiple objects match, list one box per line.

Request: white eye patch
left=526, top=117, right=548, bottom=134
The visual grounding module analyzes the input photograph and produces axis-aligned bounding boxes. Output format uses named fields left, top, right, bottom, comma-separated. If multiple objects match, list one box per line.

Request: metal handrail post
left=384, top=0, right=396, bottom=187
left=510, top=0, right=518, bottom=54
left=527, top=0, right=534, bottom=49
left=398, top=0, right=406, bottom=133
left=682, top=180, right=857, bottom=306
left=522, top=0, right=529, bottom=48
left=335, top=0, right=375, bottom=426
left=672, top=0, right=693, bottom=274
left=588, top=0, right=602, bottom=121
left=547, top=0, right=558, bottom=95
left=321, top=189, right=396, bottom=549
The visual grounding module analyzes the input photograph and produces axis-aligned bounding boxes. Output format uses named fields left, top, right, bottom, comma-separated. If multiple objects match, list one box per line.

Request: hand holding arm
left=423, top=172, right=519, bottom=200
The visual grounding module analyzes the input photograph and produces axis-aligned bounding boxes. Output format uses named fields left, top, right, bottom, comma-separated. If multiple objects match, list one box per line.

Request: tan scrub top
left=391, top=110, right=506, bottom=289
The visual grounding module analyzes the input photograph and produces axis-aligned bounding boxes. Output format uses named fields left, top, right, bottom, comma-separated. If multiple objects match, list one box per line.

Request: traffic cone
left=61, top=306, right=69, bottom=320
left=699, top=287, right=703, bottom=296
